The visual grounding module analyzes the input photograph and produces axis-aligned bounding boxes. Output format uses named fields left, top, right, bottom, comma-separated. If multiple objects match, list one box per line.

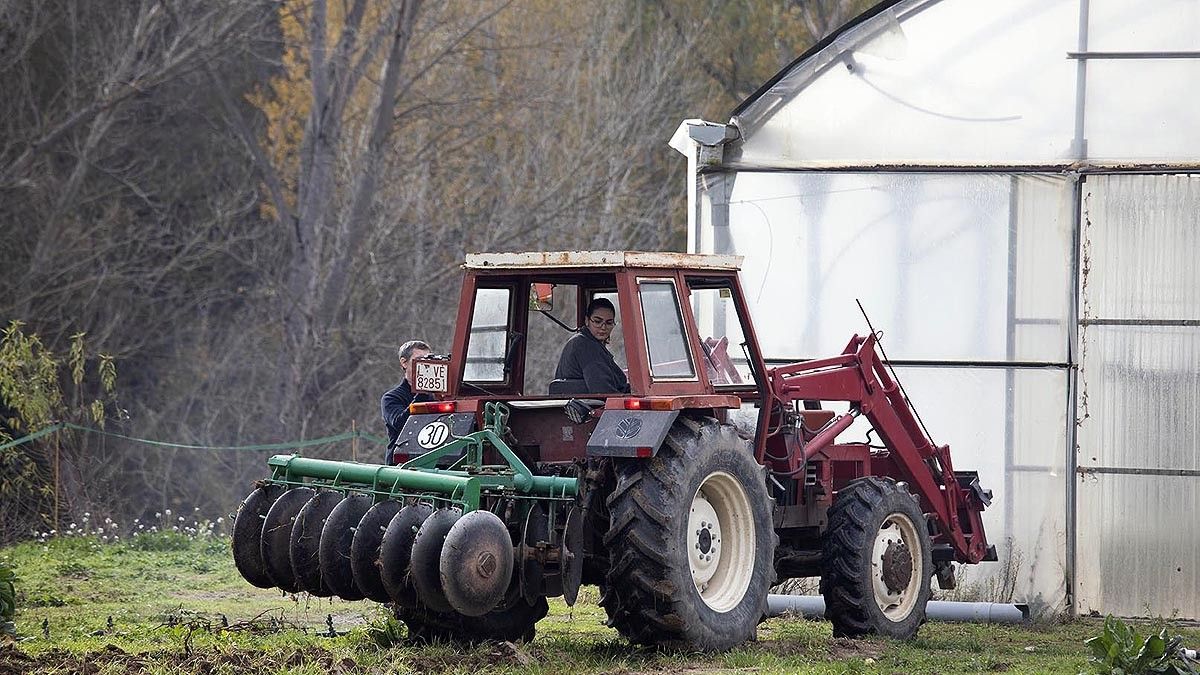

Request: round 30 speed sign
left=416, top=421, right=451, bottom=449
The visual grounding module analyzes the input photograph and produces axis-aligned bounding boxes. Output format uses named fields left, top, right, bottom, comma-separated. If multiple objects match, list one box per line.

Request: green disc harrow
left=231, top=402, right=581, bottom=631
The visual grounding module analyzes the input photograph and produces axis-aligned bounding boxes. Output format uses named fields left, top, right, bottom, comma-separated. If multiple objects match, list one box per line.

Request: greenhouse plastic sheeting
left=1073, top=173, right=1200, bottom=619
left=700, top=171, right=1074, bottom=363
left=1076, top=473, right=1199, bottom=619
left=730, top=0, right=1200, bottom=168
left=1081, top=174, right=1200, bottom=321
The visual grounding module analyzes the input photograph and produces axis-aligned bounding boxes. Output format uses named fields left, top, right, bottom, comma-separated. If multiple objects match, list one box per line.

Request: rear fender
left=586, top=410, right=679, bottom=458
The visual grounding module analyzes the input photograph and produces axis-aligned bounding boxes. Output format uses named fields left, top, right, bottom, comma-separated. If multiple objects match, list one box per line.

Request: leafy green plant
left=1085, top=615, right=1198, bottom=675
left=363, top=615, right=406, bottom=649
left=0, top=561, right=16, bottom=641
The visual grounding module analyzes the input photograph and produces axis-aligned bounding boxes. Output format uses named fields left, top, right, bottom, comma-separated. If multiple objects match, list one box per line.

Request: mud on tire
left=600, top=416, right=776, bottom=651
left=820, top=476, right=933, bottom=639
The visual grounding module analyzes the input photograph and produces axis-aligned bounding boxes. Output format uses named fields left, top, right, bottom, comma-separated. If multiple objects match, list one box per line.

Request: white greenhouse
left=674, top=0, right=1199, bottom=620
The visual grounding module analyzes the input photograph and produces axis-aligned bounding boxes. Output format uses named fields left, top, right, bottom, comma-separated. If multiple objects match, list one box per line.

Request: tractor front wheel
left=601, top=416, right=775, bottom=651
left=820, top=476, right=933, bottom=639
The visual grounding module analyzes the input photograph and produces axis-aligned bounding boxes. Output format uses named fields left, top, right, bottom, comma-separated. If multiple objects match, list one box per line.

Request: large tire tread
left=600, top=417, right=776, bottom=651
left=819, top=476, right=932, bottom=639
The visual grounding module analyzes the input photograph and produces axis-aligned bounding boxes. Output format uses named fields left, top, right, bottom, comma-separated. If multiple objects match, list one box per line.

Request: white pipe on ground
left=766, top=594, right=1029, bottom=624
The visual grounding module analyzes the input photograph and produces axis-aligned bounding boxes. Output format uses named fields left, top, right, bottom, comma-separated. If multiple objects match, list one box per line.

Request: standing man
left=381, top=339, right=432, bottom=464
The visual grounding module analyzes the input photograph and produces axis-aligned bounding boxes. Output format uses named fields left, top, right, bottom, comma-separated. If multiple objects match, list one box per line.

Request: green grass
left=1, top=533, right=1197, bottom=674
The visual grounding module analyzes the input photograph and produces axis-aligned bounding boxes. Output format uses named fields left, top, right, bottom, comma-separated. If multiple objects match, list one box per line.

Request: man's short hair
left=585, top=297, right=616, bottom=318
left=398, top=339, right=431, bottom=362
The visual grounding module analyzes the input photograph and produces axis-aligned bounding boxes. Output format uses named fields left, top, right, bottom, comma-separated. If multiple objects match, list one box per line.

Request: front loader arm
left=768, top=333, right=992, bottom=565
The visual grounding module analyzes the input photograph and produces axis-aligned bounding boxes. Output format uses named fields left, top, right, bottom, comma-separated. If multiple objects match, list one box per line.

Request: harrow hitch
left=264, top=402, right=577, bottom=512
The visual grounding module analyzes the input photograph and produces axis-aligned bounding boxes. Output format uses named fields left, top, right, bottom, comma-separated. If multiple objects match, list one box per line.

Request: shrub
left=1085, top=615, right=1198, bottom=675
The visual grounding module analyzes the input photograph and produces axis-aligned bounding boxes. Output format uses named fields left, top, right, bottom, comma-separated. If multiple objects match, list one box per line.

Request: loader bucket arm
left=768, top=333, right=992, bottom=565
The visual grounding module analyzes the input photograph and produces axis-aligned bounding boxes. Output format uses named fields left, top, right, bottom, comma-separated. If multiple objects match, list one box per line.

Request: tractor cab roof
left=463, top=251, right=743, bottom=272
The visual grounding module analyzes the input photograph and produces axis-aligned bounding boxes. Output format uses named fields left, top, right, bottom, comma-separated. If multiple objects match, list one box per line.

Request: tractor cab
left=396, top=251, right=770, bottom=464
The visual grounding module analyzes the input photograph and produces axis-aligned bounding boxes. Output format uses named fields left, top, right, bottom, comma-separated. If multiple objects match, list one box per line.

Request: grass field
left=1, top=528, right=1196, bottom=674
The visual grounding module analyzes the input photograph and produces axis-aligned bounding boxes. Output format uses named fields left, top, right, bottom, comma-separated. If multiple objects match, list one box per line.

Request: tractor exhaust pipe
left=766, top=594, right=1029, bottom=624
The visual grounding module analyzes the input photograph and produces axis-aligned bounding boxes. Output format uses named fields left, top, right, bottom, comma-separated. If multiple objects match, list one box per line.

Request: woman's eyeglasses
left=588, top=316, right=616, bottom=328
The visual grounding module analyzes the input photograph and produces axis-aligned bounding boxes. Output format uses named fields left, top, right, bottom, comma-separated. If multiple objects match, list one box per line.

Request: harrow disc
left=319, top=493, right=373, bottom=601
left=519, top=503, right=548, bottom=604
left=231, top=483, right=285, bottom=588
left=290, top=490, right=343, bottom=596
left=439, top=510, right=515, bottom=617
left=379, top=503, right=434, bottom=608
left=350, top=500, right=403, bottom=603
left=561, top=506, right=585, bottom=606
left=409, top=507, right=462, bottom=614
left=260, top=487, right=315, bottom=593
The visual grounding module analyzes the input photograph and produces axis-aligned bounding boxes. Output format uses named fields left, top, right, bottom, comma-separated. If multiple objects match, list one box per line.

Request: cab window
left=638, top=280, right=695, bottom=379
left=464, top=287, right=511, bottom=383
left=689, top=285, right=754, bottom=387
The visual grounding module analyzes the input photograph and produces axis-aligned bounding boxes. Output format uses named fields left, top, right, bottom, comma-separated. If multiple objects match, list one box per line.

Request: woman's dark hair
left=585, top=297, right=616, bottom=317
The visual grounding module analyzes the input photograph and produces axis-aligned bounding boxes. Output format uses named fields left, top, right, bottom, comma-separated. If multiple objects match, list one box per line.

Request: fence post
left=53, top=429, right=61, bottom=532
left=351, top=420, right=358, bottom=463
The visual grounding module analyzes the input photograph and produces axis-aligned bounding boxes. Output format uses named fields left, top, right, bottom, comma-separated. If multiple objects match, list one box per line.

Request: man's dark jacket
left=381, top=379, right=432, bottom=462
left=553, top=329, right=630, bottom=394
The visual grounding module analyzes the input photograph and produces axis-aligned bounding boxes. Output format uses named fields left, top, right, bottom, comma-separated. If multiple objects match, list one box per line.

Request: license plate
left=414, top=361, right=449, bottom=393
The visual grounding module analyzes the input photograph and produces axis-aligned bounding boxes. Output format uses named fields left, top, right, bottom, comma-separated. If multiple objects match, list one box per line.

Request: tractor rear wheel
left=820, top=476, right=932, bottom=639
left=601, top=416, right=775, bottom=651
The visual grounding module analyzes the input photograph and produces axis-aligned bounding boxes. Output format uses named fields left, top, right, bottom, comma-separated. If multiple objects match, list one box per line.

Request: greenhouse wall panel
left=1076, top=473, right=1199, bottom=619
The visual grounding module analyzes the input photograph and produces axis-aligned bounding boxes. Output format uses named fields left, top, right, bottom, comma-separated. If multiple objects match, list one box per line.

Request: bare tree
left=1, top=0, right=875, bottom=524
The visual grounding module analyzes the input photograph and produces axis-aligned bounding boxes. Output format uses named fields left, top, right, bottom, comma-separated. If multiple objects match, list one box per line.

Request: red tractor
left=232, top=251, right=994, bottom=651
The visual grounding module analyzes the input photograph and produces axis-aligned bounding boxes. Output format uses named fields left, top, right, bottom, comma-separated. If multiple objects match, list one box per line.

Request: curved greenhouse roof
left=722, top=0, right=1200, bottom=169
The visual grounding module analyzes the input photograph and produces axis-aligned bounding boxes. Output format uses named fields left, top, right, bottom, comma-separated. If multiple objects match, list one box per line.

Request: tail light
left=410, top=401, right=456, bottom=414
left=622, top=398, right=674, bottom=411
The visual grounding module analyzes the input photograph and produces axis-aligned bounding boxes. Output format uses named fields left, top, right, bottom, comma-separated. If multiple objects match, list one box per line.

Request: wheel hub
left=869, top=513, right=923, bottom=619
left=688, top=493, right=722, bottom=587
left=686, top=471, right=756, bottom=613
left=477, top=550, right=498, bottom=578
left=880, top=540, right=913, bottom=594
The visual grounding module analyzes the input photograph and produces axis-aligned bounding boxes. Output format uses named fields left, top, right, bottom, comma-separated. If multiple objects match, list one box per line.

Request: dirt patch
left=827, top=637, right=884, bottom=661
left=0, top=645, right=363, bottom=675
left=758, top=639, right=814, bottom=658
left=405, top=640, right=540, bottom=674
